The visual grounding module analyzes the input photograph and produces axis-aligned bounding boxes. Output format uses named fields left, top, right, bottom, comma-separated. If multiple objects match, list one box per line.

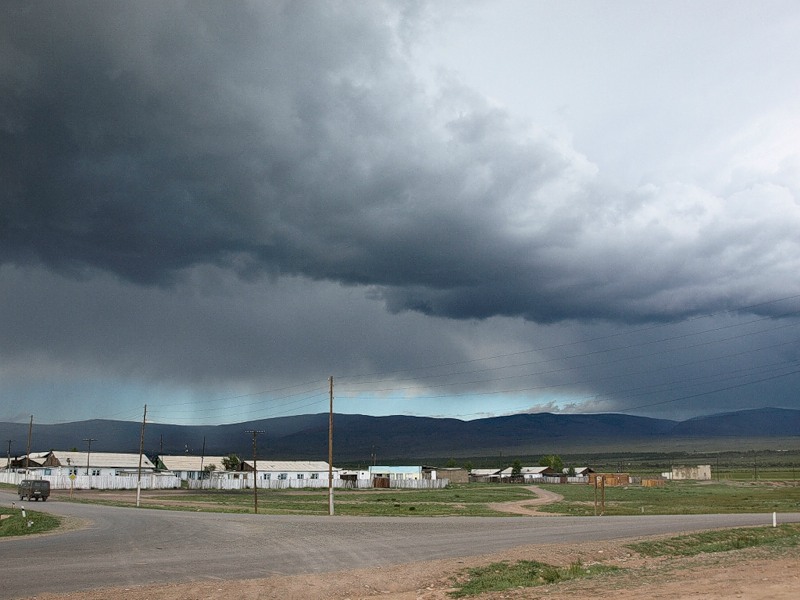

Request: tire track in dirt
left=487, top=485, right=564, bottom=516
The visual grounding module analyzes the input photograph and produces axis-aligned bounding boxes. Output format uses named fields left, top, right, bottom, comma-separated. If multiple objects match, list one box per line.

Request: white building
left=37, top=450, right=155, bottom=477
left=369, top=465, right=425, bottom=480
left=241, top=460, right=339, bottom=483
left=158, top=455, right=229, bottom=481
left=663, top=465, right=712, bottom=481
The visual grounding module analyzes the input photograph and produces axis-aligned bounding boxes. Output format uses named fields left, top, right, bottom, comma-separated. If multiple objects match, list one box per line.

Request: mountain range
left=1, top=407, right=798, bottom=463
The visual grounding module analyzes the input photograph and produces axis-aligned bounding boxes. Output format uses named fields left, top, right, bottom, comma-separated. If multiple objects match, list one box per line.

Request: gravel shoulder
left=20, top=534, right=799, bottom=600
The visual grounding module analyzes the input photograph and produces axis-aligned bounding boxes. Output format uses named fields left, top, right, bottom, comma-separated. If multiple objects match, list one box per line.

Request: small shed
left=588, top=473, right=630, bottom=487
left=664, top=465, right=712, bottom=481
left=433, top=467, right=469, bottom=483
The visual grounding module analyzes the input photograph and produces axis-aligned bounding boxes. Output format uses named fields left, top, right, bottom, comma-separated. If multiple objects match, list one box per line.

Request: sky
left=2, top=1, right=800, bottom=426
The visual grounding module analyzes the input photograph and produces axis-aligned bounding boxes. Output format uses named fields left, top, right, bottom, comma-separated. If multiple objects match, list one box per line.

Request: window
left=262, top=473, right=270, bottom=480
left=68, top=468, right=78, bottom=476
left=91, top=469, right=100, bottom=476
left=297, top=473, right=304, bottom=480
left=278, top=473, right=288, bottom=480
left=310, top=473, right=319, bottom=480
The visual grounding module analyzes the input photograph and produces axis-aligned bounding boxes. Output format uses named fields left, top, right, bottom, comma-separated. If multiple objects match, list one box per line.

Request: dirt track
left=487, top=485, right=564, bottom=516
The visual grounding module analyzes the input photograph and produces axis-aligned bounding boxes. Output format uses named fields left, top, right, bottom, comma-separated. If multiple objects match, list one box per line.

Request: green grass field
left=538, top=480, right=800, bottom=516
left=144, top=484, right=535, bottom=516
left=58, top=479, right=800, bottom=517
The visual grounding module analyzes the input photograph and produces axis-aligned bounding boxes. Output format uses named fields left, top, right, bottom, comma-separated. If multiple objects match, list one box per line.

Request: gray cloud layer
left=4, top=2, right=798, bottom=327
left=2, top=2, right=800, bottom=424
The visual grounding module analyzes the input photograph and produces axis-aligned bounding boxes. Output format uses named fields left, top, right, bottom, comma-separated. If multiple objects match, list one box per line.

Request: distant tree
left=567, top=466, right=576, bottom=477
left=446, top=458, right=457, bottom=468
left=203, top=463, right=217, bottom=479
left=463, top=460, right=474, bottom=472
left=511, top=459, right=522, bottom=477
left=539, top=455, right=564, bottom=472
left=221, top=454, right=240, bottom=471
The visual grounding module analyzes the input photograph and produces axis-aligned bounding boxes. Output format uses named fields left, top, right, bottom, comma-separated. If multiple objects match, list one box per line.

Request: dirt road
left=21, top=535, right=800, bottom=600
left=487, top=485, right=564, bottom=516
left=6, top=488, right=800, bottom=600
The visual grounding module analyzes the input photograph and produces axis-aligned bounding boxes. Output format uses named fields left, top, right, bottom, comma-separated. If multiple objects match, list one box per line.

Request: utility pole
left=245, top=429, right=264, bottom=514
left=200, top=436, right=206, bottom=479
left=136, top=404, right=147, bottom=507
left=6, top=439, right=12, bottom=472
left=25, top=416, right=33, bottom=471
left=328, top=375, right=334, bottom=516
left=83, top=437, right=97, bottom=476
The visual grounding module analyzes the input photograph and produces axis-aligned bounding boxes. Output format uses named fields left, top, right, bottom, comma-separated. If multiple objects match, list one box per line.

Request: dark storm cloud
left=2, top=1, right=799, bottom=327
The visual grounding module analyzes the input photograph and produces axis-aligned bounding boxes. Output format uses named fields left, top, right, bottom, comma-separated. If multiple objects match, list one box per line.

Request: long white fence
left=1, top=471, right=449, bottom=491
left=540, top=476, right=589, bottom=484
left=187, top=477, right=450, bottom=491
left=0, top=471, right=181, bottom=490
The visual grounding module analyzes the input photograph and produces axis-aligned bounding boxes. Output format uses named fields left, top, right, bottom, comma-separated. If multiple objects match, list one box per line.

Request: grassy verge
left=62, top=484, right=537, bottom=516
left=0, top=507, right=61, bottom=537
left=627, top=523, right=800, bottom=557
left=538, top=480, right=800, bottom=515
left=450, top=560, right=619, bottom=597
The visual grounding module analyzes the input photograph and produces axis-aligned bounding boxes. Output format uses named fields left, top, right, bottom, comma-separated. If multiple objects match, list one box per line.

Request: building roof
left=499, top=466, right=555, bottom=476
left=471, top=468, right=501, bottom=476
left=44, top=450, right=154, bottom=470
left=158, top=455, right=228, bottom=472
left=241, top=460, right=335, bottom=472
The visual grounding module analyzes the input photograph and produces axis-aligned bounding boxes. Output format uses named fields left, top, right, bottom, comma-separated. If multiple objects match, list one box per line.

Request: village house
left=8, top=452, right=50, bottom=470
left=240, top=460, right=338, bottom=483
left=469, top=468, right=502, bottom=482
left=369, top=465, right=428, bottom=481
left=565, top=467, right=595, bottom=477
left=157, top=455, right=229, bottom=481
left=34, top=450, right=155, bottom=477
left=499, top=466, right=558, bottom=481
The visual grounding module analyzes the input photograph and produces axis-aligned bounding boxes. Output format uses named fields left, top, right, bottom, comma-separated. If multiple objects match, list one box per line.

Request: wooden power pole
left=136, top=404, right=147, bottom=507
left=25, top=415, right=33, bottom=471
left=328, top=375, right=334, bottom=516
left=245, top=429, right=264, bottom=513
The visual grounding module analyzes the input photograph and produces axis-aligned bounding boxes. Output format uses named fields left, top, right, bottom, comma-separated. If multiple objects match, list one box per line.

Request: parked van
left=18, top=479, right=50, bottom=502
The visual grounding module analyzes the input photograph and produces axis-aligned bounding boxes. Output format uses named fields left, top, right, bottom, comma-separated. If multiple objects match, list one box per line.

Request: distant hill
left=670, top=407, right=800, bottom=437
left=1, top=407, right=798, bottom=463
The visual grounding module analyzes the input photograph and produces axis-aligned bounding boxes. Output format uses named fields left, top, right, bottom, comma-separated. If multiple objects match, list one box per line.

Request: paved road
left=2, top=489, right=798, bottom=599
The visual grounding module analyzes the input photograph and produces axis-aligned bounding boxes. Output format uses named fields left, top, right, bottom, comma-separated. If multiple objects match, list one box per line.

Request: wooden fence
left=540, top=476, right=589, bottom=484
left=187, top=477, right=450, bottom=491
left=0, top=472, right=181, bottom=490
